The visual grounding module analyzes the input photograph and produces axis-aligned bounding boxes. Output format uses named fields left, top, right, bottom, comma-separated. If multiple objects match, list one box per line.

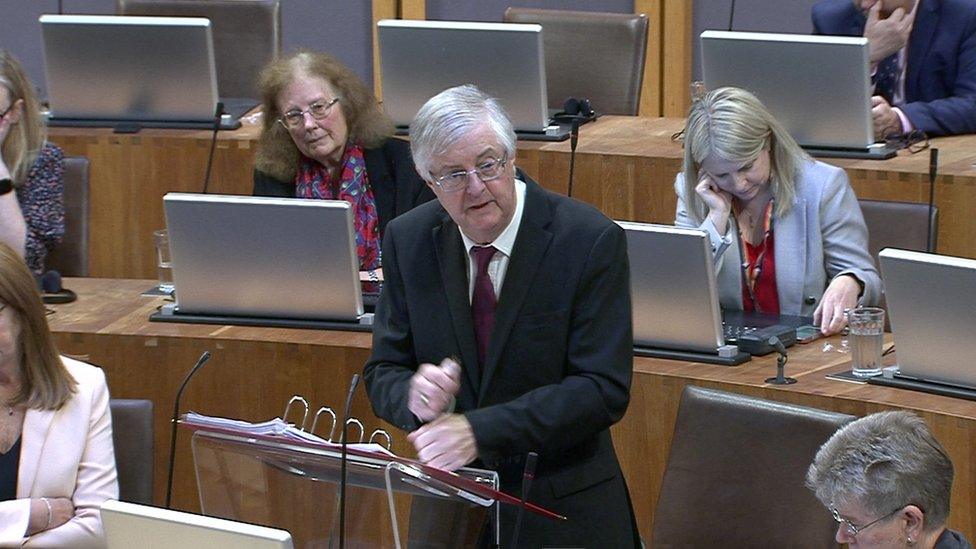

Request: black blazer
left=252, top=137, right=435, bottom=235
left=364, top=176, right=639, bottom=547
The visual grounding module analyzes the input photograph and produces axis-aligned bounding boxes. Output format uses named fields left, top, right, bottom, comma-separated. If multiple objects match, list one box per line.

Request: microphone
left=764, top=337, right=796, bottom=385
left=338, top=373, right=361, bottom=549
left=509, top=451, right=539, bottom=549
left=926, top=147, right=938, bottom=252
left=567, top=119, right=580, bottom=199
left=201, top=102, right=225, bottom=194
left=728, top=0, right=737, bottom=31
left=40, top=270, right=62, bottom=294
left=165, top=351, right=213, bottom=508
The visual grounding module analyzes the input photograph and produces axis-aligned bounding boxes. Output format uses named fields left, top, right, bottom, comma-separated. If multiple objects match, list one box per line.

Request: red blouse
left=739, top=200, right=779, bottom=314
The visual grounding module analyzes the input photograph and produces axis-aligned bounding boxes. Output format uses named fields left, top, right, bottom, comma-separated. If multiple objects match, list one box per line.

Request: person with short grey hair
left=364, top=84, right=639, bottom=547
left=674, top=86, right=881, bottom=335
left=409, top=84, right=517, bottom=181
left=806, top=410, right=970, bottom=548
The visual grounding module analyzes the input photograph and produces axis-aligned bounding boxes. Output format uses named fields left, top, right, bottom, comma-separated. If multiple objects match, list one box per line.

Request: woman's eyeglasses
left=277, top=97, right=341, bottom=130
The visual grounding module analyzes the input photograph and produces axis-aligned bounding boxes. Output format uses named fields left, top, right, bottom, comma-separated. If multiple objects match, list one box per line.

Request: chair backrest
left=117, top=0, right=281, bottom=99
left=651, top=385, right=854, bottom=547
left=503, top=7, right=649, bottom=116
left=858, top=199, right=938, bottom=261
left=110, top=399, right=155, bottom=505
left=46, top=156, right=90, bottom=277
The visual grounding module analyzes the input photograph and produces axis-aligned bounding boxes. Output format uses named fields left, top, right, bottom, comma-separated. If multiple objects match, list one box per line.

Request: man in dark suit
left=363, top=84, right=639, bottom=547
left=813, top=0, right=976, bottom=137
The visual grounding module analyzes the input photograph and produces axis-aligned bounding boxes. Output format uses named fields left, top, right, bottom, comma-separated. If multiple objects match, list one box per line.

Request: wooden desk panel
left=50, top=117, right=976, bottom=278
left=48, top=279, right=976, bottom=541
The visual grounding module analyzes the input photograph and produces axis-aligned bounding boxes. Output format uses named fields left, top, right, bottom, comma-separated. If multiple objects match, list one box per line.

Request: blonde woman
left=0, top=51, right=65, bottom=276
left=675, top=87, right=881, bottom=335
left=0, top=242, right=117, bottom=547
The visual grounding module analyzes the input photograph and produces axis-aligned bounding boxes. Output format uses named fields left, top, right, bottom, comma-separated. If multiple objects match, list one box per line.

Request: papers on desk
left=183, top=411, right=395, bottom=455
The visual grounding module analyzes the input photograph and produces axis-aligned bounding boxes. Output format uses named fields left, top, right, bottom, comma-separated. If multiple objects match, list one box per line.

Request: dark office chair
left=46, top=156, right=90, bottom=277
left=651, top=386, right=854, bottom=547
left=858, top=199, right=938, bottom=261
left=110, top=399, right=155, bottom=505
left=503, top=7, right=649, bottom=116
left=117, top=0, right=281, bottom=100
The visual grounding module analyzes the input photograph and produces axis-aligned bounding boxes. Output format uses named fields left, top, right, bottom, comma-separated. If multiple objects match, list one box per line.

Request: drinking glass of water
left=847, top=307, right=885, bottom=378
left=153, top=229, right=175, bottom=294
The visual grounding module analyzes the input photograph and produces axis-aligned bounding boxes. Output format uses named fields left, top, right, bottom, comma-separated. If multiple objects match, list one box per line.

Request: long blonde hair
left=0, top=243, right=75, bottom=409
left=0, top=51, right=47, bottom=188
left=255, top=50, right=394, bottom=182
left=680, top=86, right=810, bottom=224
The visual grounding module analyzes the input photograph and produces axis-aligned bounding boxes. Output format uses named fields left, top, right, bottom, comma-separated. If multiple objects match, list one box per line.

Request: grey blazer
left=675, top=159, right=882, bottom=317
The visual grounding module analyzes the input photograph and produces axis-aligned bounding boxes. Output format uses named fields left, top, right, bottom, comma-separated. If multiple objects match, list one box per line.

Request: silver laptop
left=163, top=193, right=363, bottom=321
left=102, top=500, right=293, bottom=549
left=701, top=30, right=895, bottom=159
left=40, top=14, right=229, bottom=127
left=879, top=248, right=976, bottom=389
left=378, top=19, right=550, bottom=134
left=618, top=221, right=726, bottom=353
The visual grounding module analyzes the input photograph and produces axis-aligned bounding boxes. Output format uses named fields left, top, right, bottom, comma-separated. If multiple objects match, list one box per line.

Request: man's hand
left=871, top=96, right=903, bottom=139
left=407, top=357, right=461, bottom=422
left=864, top=0, right=918, bottom=63
left=813, top=274, right=862, bottom=335
left=407, top=413, right=478, bottom=472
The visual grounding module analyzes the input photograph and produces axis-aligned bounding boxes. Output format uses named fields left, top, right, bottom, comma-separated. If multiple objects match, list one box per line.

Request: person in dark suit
left=812, top=0, right=976, bottom=137
left=252, top=50, right=434, bottom=271
left=363, top=85, right=640, bottom=548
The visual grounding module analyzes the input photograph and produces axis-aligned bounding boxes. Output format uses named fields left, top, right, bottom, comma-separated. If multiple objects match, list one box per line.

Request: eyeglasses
left=277, top=97, right=340, bottom=130
left=885, top=129, right=929, bottom=154
left=830, top=504, right=905, bottom=537
left=431, top=155, right=509, bottom=192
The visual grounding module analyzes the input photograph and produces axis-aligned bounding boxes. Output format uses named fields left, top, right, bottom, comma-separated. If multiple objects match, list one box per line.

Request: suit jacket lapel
left=479, top=182, right=553, bottom=403
left=17, top=408, right=56, bottom=497
left=905, top=0, right=940, bottom=101
left=432, top=216, right=481, bottom=399
left=775, top=197, right=807, bottom=315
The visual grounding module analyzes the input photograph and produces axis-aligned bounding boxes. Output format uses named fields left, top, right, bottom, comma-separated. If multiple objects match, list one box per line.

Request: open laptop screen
left=163, top=193, right=363, bottom=321
left=701, top=30, right=873, bottom=150
left=378, top=19, right=549, bottom=133
left=41, top=14, right=222, bottom=125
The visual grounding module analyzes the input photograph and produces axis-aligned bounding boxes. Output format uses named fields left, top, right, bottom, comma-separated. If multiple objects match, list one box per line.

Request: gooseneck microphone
left=201, top=102, right=225, bottom=194
left=567, top=119, right=580, bottom=199
left=338, top=373, right=361, bottom=549
left=926, top=148, right=938, bottom=252
left=728, top=0, right=737, bottom=31
left=165, top=351, right=213, bottom=508
left=764, top=337, right=796, bottom=385
left=509, top=451, right=539, bottom=549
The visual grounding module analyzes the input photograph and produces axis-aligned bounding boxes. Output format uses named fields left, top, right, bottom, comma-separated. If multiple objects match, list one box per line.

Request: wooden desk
left=49, top=279, right=975, bottom=541
left=49, top=117, right=976, bottom=279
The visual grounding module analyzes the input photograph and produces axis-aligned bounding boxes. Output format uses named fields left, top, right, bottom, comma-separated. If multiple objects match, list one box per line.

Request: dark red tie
left=471, top=246, right=498, bottom=371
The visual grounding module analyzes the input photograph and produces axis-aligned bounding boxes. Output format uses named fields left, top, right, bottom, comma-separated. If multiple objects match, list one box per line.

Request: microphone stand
left=508, top=452, right=538, bottom=549
left=201, top=102, right=225, bottom=194
left=165, top=351, right=213, bottom=508
left=926, top=148, right=938, bottom=252
left=338, top=373, right=361, bottom=549
left=567, top=119, right=580, bottom=199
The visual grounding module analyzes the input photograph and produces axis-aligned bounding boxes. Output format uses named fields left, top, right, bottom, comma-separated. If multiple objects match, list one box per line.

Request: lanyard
left=736, top=200, right=774, bottom=312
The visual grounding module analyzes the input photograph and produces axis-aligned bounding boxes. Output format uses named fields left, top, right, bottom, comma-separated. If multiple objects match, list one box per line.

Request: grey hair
left=805, top=411, right=953, bottom=532
left=409, top=85, right=517, bottom=181
left=680, top=86, right=810, bottom=224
